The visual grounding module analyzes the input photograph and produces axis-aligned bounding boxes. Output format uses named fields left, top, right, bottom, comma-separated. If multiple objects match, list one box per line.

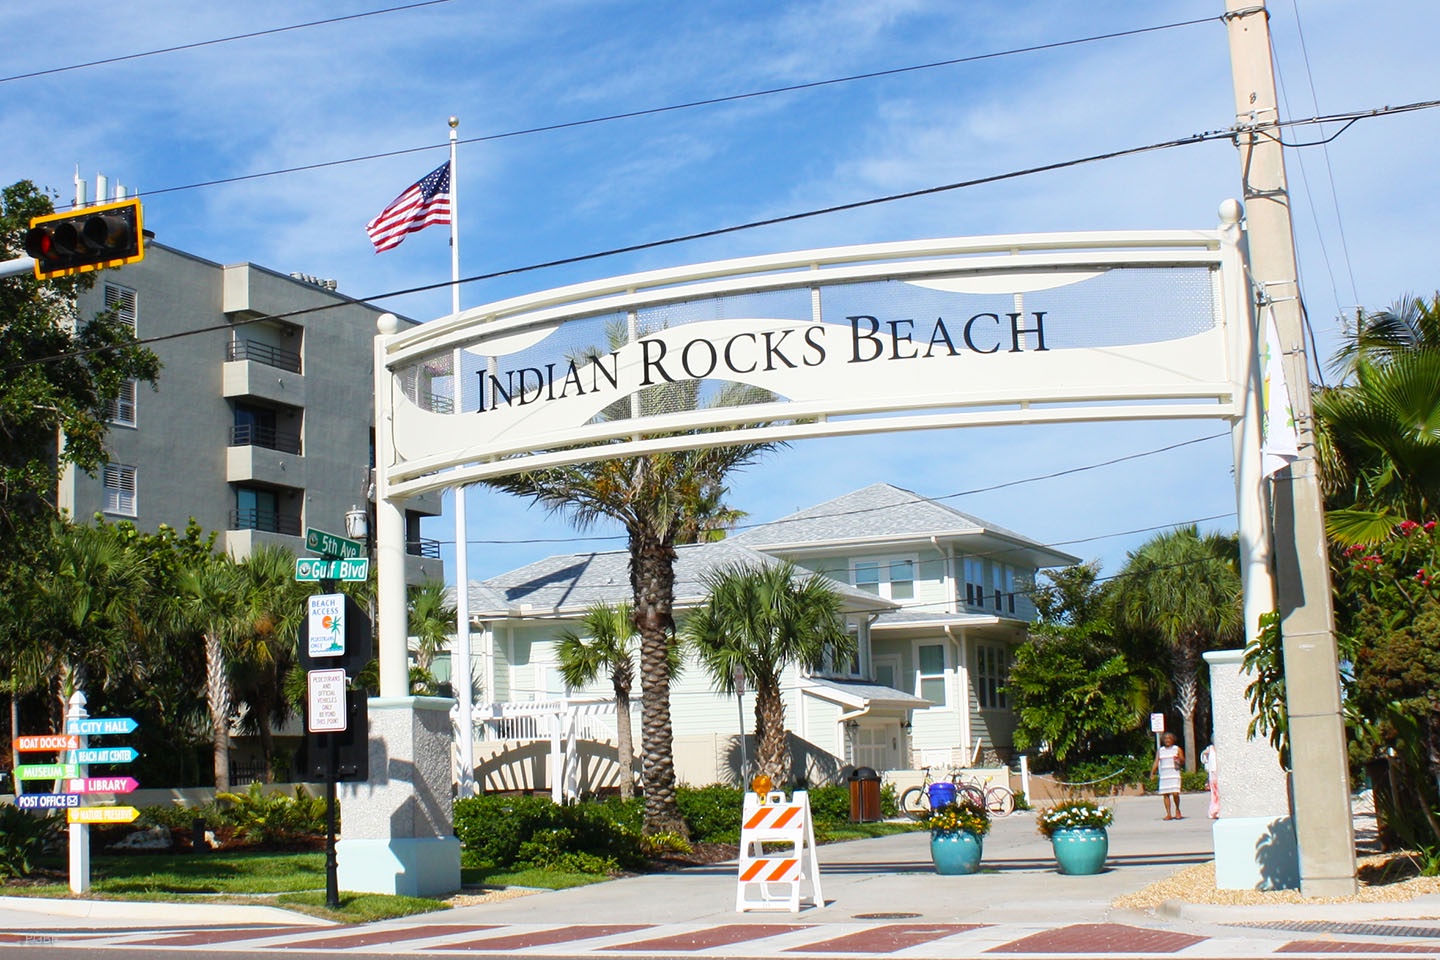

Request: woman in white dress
left=1152, top=732, right=1184, bottom=820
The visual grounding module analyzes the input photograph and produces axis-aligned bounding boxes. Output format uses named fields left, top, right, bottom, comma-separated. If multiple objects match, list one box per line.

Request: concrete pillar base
left=336, top=837, right=461, bottom=898
left=337, top=696, right=459, bottom=897
left=1213, top=815, right=1299, bottom=890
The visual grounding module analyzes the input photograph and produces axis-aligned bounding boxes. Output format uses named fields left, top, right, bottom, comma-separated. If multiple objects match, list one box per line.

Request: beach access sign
left=308, top=593, right=346, bottom=658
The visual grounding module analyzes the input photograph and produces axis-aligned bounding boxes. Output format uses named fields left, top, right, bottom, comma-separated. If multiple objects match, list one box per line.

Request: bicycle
left=899, top=767, right=988, bottom=819
left=955, top=771, right=1016, bottom=816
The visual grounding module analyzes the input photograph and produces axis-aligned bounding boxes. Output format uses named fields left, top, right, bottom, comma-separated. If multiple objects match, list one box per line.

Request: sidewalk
left=3, top=795, right=1438, bottom=958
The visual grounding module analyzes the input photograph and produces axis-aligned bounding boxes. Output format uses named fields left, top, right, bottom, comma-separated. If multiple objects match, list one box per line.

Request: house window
left=963, top=557, right=983, bottom=607
left=917, top=643, right=947, bottom=707
left=105, top=379, right=137, bottom=426
left=234, top=487, right=280, bottom=532
left=104, top=283, right=137, bottom=334
left=974, top=643, right=1010, bottom=710
left=103, top=463, right=137, bottom=516
left=854, top=555, right=918, bottom=601
left=1005, top=567, right=1016, bottom=614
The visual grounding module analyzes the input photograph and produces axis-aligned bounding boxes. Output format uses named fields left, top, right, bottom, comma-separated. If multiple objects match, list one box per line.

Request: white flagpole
left=448, top=116, right=477, bottom=798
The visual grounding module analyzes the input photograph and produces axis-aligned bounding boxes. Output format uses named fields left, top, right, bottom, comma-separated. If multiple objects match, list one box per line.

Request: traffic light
left=24, top=198, right=144, bottom=280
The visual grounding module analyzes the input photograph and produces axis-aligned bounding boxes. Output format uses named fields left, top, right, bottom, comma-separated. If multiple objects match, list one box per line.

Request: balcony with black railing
left=230, top=422, right=302, bottom=455
left=227, top=339, right=302, bottom=374
left=230, top=508, right=302, bottom=536
left=407, top=537, right=441, bottom=559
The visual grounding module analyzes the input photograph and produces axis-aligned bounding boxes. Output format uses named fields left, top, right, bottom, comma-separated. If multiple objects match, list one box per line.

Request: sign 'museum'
left=377, top=233, right=1245, bottom=499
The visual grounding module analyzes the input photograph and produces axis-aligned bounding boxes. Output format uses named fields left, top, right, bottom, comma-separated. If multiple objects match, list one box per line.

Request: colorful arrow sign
left=15, top=793, right=82, bottom=810
left=71, top=747, right=138, bottom=765
left=67, top=806, right=139, bottom=824
left=65, top=776, right=139, bottom=794
left=66, top=717, right=138, bottom=736
left=14, top=734, right=79, bottom=752
left=15, top=763, right=81, bottom=781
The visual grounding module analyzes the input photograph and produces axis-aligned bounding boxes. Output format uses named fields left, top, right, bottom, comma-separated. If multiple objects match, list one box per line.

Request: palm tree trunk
left=614, top=687, right=635, bottom=800
left=205, top=631, right=232, bottom=792
left=1173, top=640, right=1200, bottom=772
left=631, top=528, right=687, bottom=836
left=754, top=680, right=790, bottom=786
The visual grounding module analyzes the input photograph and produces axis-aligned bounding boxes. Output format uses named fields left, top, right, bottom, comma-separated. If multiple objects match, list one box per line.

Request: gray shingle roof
left=465, top=538, right=888, bottom=619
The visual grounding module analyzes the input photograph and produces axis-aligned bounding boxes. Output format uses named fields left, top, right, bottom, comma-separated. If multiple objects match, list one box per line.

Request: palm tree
left=486, top=443, right=774, bottom=834
left=230, top=544, right=309, bottom=780
left=33, top=522, right=148, bottom=722
left=408, top=579, right=455, bottom=696
left=555, top=602, right=641, bottom=799
left=1329, top=293, right=1440, bottom=379
left=174, top=553, right=245, bottom=791
left=684, top=560, right=852, bottom=787
left=1111, top=526, right=1242, bottom=771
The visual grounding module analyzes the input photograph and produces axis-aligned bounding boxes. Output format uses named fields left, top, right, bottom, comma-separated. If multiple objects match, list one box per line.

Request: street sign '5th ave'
left=305, top=528, right=364, bottom=560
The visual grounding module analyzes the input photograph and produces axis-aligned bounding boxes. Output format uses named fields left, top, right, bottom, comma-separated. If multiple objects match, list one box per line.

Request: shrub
left=0, top=807, right=62, bottom=878
left=453, top=794, right=644, bottom=874
left=214, top=782, right=329, bottom=845
left=1058, top=754, right=1152, bottom=794
left=675, top=784, right=744, bottom=843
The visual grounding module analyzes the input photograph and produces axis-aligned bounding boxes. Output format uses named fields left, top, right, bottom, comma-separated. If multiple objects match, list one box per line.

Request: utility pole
left=1223, top=0, right=1356, bottom=896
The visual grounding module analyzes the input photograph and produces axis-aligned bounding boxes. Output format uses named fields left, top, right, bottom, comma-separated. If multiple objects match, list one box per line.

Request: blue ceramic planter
left=929, top=830, right=983, bottom=875
left=1050, top=826, right=1108, bottom=875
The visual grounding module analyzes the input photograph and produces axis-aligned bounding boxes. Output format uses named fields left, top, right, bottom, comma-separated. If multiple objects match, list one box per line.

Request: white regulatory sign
left=307, top=668, right=348, bottom=733
left=1150, top=712, right=1166, bottom=733
left=308, top=594, right=346, bottom=658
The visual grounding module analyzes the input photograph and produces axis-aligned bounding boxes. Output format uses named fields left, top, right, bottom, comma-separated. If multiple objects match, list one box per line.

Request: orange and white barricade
left=735, top=789, right=823, bottom=912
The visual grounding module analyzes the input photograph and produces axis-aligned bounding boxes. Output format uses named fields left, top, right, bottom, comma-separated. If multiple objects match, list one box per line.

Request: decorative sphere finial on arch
left=377, top=312, right=400, bottom=335
left=1218, top=198, right=1244, bottom=225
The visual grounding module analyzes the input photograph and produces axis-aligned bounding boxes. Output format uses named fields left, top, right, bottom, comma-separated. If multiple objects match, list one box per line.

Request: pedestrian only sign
left=308, top=668, right=348, bottom=733
left=308, top=593, right=346, bottom=658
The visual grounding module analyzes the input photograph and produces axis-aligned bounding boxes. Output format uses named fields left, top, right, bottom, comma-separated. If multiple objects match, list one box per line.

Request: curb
left=1157, top=894, right=1440, bottom=924
left=0, top=895, right=332, bottom=926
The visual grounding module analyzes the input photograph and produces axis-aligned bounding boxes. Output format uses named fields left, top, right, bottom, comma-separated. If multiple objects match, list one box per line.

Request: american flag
left=365, top=163, right=452, bottom=252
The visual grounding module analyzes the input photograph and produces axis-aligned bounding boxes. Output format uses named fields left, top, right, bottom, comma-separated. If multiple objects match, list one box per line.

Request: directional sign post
left=15, top=763, right=82, bottom=781
left=68, top=806, right=140, bottom=825
left=71, top=747, right=139, bottom=765
left=295, top=557, right=369, bottom=582
left=66, top=716, right=138, bottom=736
left=305, top=528, right=364, bottom=560
left=17, top=793, right=82, bottom=810
left=66, top=777, right=139, bottom=795
left=15, top=734, right=79, bottom=751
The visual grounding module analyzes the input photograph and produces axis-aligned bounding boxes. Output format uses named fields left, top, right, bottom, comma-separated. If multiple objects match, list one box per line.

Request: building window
left=854, top=555, right=918, bottom=601
left=974, top=643, right=1010, bottom=710
left=917, top=643, right=947, bottom=707
left=963, top=557, right=984, bottom=607
left=104, top=283, right=137, bottom=334
left=1005, top=567, right=1017, bottom=614
left=102, top=463, right=137, bottom=516
left=105, top=379, right=137, bottom=426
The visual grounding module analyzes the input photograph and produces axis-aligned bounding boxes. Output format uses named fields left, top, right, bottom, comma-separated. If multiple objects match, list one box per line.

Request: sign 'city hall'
left=376, top=225, right=1254, bottom=498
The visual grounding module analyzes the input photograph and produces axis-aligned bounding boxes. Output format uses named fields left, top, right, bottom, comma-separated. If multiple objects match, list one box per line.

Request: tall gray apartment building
left=62, top=241, right=442, bottom=582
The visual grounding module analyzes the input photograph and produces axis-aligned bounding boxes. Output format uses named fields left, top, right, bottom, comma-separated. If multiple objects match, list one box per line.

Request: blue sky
left=5, top=1, right=1438, bottom=585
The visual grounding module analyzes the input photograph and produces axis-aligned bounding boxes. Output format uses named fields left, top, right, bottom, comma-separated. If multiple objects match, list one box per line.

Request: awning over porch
left=803, top=677, right=931, bottom=716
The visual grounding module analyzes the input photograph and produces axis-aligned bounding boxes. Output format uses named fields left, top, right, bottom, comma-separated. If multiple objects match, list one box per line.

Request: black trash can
left=848, top=766, right=881, bottom=822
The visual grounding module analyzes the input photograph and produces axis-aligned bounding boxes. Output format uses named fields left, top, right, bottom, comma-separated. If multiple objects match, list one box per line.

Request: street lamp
left=732, top=664, right=748, bottom=785
left=344, top=504, right=369, bottom=543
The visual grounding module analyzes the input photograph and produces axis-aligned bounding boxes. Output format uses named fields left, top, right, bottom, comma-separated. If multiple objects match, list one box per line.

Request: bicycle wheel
left=954, top=783, right=986, bottom=809
left=985, top=786, right=1016, bottom=816
left=899, top=785, right=929, bottom=820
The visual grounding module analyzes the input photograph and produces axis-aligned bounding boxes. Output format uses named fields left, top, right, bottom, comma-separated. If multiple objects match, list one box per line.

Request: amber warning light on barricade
left=25, top=198, right=144, bottom=279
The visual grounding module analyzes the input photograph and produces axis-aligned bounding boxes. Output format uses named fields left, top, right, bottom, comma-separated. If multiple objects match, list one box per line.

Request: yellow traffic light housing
left=25, top=198, right=144, bottom=280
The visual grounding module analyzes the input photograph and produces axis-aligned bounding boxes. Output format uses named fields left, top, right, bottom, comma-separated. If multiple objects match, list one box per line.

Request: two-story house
left=460, top=482, right=1076, bottom=793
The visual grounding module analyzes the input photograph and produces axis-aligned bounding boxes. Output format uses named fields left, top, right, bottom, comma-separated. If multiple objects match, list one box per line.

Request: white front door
left=854, top=721, right=901, bottom=771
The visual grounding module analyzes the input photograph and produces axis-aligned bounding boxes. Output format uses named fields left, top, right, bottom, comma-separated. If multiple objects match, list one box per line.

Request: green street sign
left=305, top=528, right=364, bottom=560
left=15, top=762, right=81, bottom=781
left=295, top=557, right=369, bottom=582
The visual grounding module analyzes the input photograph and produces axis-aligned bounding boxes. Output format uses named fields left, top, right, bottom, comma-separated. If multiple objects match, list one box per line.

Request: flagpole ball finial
left=449, top=116, right=459, bottom=128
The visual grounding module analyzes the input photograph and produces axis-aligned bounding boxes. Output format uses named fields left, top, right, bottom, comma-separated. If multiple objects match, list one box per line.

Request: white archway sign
left=347, top=201, right=1322, bottom=897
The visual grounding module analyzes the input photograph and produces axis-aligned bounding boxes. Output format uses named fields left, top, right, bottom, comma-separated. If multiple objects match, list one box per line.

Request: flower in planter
left=924, top=800, right=991, bottom=837
left=1035, top=798, right=1114, bottom=838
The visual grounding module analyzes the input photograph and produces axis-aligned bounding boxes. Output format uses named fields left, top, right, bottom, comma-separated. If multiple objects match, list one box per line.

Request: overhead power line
left=98, top=15, right=1223, bottom=203
left=0, top=0, right=459, bottom=85
left=7, top=97, right=1436, bottom=376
